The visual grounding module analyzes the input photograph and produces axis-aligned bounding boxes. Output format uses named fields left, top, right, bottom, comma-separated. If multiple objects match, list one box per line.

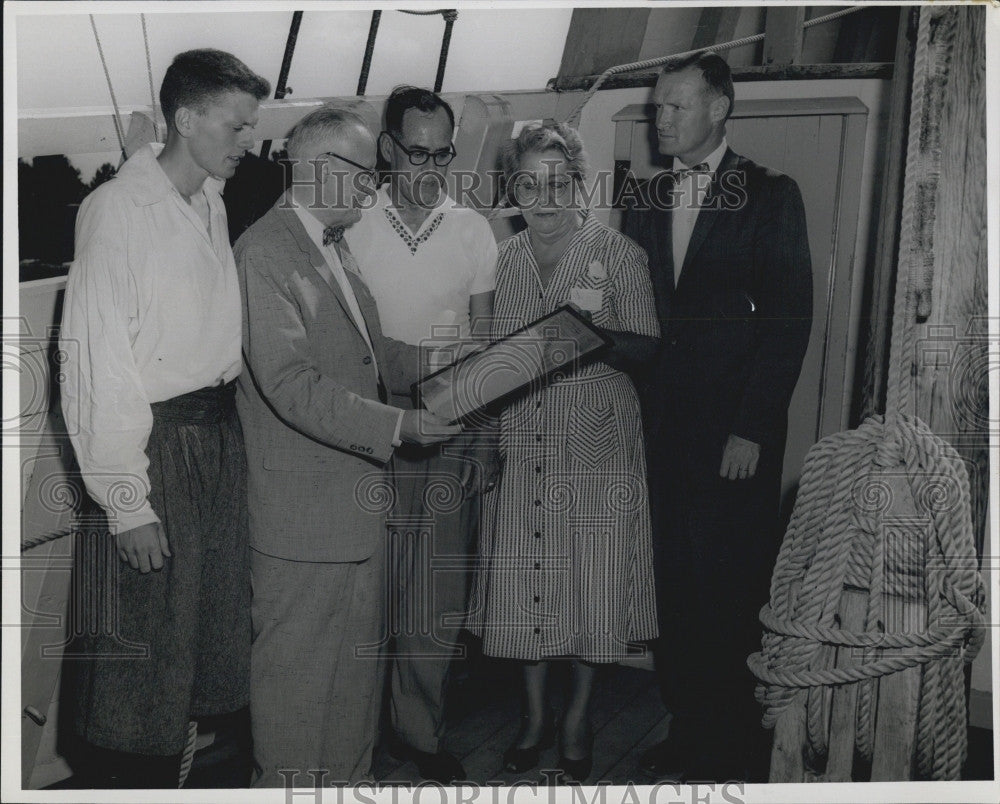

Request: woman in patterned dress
left=469, top=123, right=661, bottom=781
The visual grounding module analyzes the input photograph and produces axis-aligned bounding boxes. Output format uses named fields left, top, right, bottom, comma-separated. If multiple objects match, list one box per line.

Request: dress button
left=534, top=499, right=541, bottom=506
left=535, top=466, right=542, bottom=473
left=534, top=531, right=541, bottom=539
left=533, top=596, right=540, bottom=603
left=533, top=562, right=540, bottom=570
left=362, top=356, right=372, bottom=364
left=535, top=434, right=542, bottom=442
left=534, top=627, right=541, bottom=634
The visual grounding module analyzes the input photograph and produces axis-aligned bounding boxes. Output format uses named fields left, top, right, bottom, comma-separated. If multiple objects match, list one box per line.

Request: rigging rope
left=140, top=13, right=159, bottom=140
left=89, top=14, right=127, bottom=162
left=357, top=10, right=382, bottom=95
left=747, top=6, right=985, bottom=781
left=398, top=9, right=458, bottom=93
left=176, top=720, right=199, bottom=788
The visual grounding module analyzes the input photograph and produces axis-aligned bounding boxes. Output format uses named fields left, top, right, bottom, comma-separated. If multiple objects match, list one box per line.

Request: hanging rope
left=260, top=10, right=304, bottom=159
left=398, top=9, right=458, bottom=93
left=176, top=720, right=199, bottom=788
left=747, top=5, right=985, bottom=781
left=89, top=14, right=127, bottom=162
left=357, top=10, right=382, bottom=95
left=140, top=13, right=159, bottom=140
left=562, top=5, right=866, bottom=128
left=434, top=10, right=458, bottom=93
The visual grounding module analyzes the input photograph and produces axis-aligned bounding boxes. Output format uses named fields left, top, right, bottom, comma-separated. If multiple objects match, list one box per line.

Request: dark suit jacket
left=234, top=201, right=423, bottom=562
left=623, top=148, right=813, bottom=483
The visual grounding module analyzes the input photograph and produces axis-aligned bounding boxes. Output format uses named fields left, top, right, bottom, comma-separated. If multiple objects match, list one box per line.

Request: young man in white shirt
left=346, top=86, right=498, bottom=784
left=60, top=49, right=270, bottom=787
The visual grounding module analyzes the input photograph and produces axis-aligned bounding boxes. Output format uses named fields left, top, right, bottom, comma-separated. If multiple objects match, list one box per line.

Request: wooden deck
left=372, top=641, right=671, bottom=785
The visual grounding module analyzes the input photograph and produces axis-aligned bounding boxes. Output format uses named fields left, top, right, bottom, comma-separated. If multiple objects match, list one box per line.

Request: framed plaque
left=413, top=304, right=613, bottom=423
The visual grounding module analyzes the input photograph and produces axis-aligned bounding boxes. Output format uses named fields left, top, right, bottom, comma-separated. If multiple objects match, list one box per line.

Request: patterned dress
left=468, top=211, right=660, bottom=662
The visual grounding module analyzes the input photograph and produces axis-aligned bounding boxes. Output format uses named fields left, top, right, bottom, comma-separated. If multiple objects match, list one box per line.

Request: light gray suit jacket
left=234, top=201, right=422, bottom=562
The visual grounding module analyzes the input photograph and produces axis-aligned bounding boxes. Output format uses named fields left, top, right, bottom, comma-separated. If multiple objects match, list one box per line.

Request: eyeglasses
left=319, top=152, right=378, bottom=188
left=511, top=176, right=574, bottom=203
left=381, top=131, right=457, bottom=167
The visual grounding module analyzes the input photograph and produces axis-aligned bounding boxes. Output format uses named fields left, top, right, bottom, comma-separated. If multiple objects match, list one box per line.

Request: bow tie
left=323, top=225, right=345, bottom=246
left=669, top=162, right=711, bottom=180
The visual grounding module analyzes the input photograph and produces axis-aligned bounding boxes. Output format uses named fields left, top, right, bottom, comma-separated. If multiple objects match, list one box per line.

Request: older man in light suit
left=234, top=106, right=460, bottom=786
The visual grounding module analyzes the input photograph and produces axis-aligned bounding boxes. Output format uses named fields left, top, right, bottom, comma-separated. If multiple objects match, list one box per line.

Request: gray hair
left=500, top=122, right=589, bottom=183
left=286, top=105, right=372, bottom=160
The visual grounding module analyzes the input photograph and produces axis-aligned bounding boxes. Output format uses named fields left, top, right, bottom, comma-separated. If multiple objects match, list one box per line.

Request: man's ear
left=378, top=132, right=394, bottom=164
left=709, top=95, right=730, bottom=125
left=173, top=106, right=195, bottom=138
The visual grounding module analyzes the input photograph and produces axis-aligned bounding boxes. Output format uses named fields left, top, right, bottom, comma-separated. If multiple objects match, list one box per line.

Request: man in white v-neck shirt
left=346, top=87, right=497, bottom=784
left=235, top=106, right=460, bottom=786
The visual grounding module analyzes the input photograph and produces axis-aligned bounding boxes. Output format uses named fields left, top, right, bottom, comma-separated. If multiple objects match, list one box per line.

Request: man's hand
left=719, top=434, right=761, bottom=480
left=116, top=521, right=171, bottom=573
left=400, top=410, right=462, bottom=446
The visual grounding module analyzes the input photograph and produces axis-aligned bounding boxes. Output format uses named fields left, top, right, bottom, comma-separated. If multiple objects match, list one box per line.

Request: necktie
left=669, top=162, right=711, bottom=181
left=323, top=225, right=345, bottom=246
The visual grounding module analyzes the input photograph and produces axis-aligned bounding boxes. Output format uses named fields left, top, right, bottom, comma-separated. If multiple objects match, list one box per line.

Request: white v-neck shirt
left=346, top=186, right=498, bottom=346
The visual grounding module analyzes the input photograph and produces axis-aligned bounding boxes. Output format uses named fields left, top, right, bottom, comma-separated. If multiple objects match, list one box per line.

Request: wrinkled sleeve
left=60, top=191, right=158, bottom=533
left=238, top=244, right=402, bottom=462
left=610, top=235, right=660, bottom=338
left=468, top=217, right=499, bottom=296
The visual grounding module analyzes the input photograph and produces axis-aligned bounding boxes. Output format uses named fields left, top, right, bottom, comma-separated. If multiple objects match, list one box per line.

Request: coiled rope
left=747, top=5, right=986, bottom=781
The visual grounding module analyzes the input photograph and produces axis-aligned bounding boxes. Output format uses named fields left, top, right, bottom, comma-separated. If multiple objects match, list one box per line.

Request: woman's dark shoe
left=503, top=715, right=557, bottom=773
left=556, top=727, right=594, bottom=782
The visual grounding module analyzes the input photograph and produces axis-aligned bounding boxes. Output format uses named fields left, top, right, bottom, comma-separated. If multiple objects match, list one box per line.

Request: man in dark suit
left=622, top=53, right=813, bottom=782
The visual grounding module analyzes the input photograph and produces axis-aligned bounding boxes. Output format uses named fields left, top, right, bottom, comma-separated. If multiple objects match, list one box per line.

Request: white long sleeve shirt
left=60, top=144, right=242, bottom=532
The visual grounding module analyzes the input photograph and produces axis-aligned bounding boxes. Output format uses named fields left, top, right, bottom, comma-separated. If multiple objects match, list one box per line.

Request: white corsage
left=586, top=260, right=607, bottom=281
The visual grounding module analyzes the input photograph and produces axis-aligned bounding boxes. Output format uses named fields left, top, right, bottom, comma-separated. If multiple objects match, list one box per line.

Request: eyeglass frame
left=318, top=151, right=378, bottom=188
left=510, top=174, right=575, bottom=202
left=380, top=130, right=457, bottom=167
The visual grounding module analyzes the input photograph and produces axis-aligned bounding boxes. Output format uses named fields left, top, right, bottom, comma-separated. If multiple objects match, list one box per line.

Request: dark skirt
left=69, top=381, right=250, bottom=755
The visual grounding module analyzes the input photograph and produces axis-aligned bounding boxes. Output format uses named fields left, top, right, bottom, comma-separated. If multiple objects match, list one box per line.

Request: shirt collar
left=290, top=201, right=338, bottom=257
left=673, top=137, right=728, bottom=173
left=119, top=142, right=227, bottom=207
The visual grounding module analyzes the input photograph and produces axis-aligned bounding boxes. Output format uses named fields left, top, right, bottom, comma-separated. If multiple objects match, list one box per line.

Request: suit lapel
left=341, top=241, right=390, bottom=372
left=638, top=179, right=675, bottom=317
left=277, top=204, right=366, bottom=342
left=678, top=148, right=741, bottom=286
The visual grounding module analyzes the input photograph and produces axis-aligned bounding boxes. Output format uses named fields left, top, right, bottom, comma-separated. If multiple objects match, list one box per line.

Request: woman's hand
left=594, top=329, right=660, bottom=374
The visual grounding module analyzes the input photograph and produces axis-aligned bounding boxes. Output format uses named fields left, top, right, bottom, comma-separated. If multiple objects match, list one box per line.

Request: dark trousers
left=69, top=382, right=250, bottom=766
left=647, top=434, right=782, bottom=772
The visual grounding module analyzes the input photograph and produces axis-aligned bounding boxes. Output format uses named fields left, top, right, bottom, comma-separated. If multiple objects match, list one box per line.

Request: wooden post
left=690, top=7, right=742, bottom=51
left=823, top=588, right=869, bottom=781
left=763, top=7, right=806, bottom=66
left=556, top=8, right=651, bottom=80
